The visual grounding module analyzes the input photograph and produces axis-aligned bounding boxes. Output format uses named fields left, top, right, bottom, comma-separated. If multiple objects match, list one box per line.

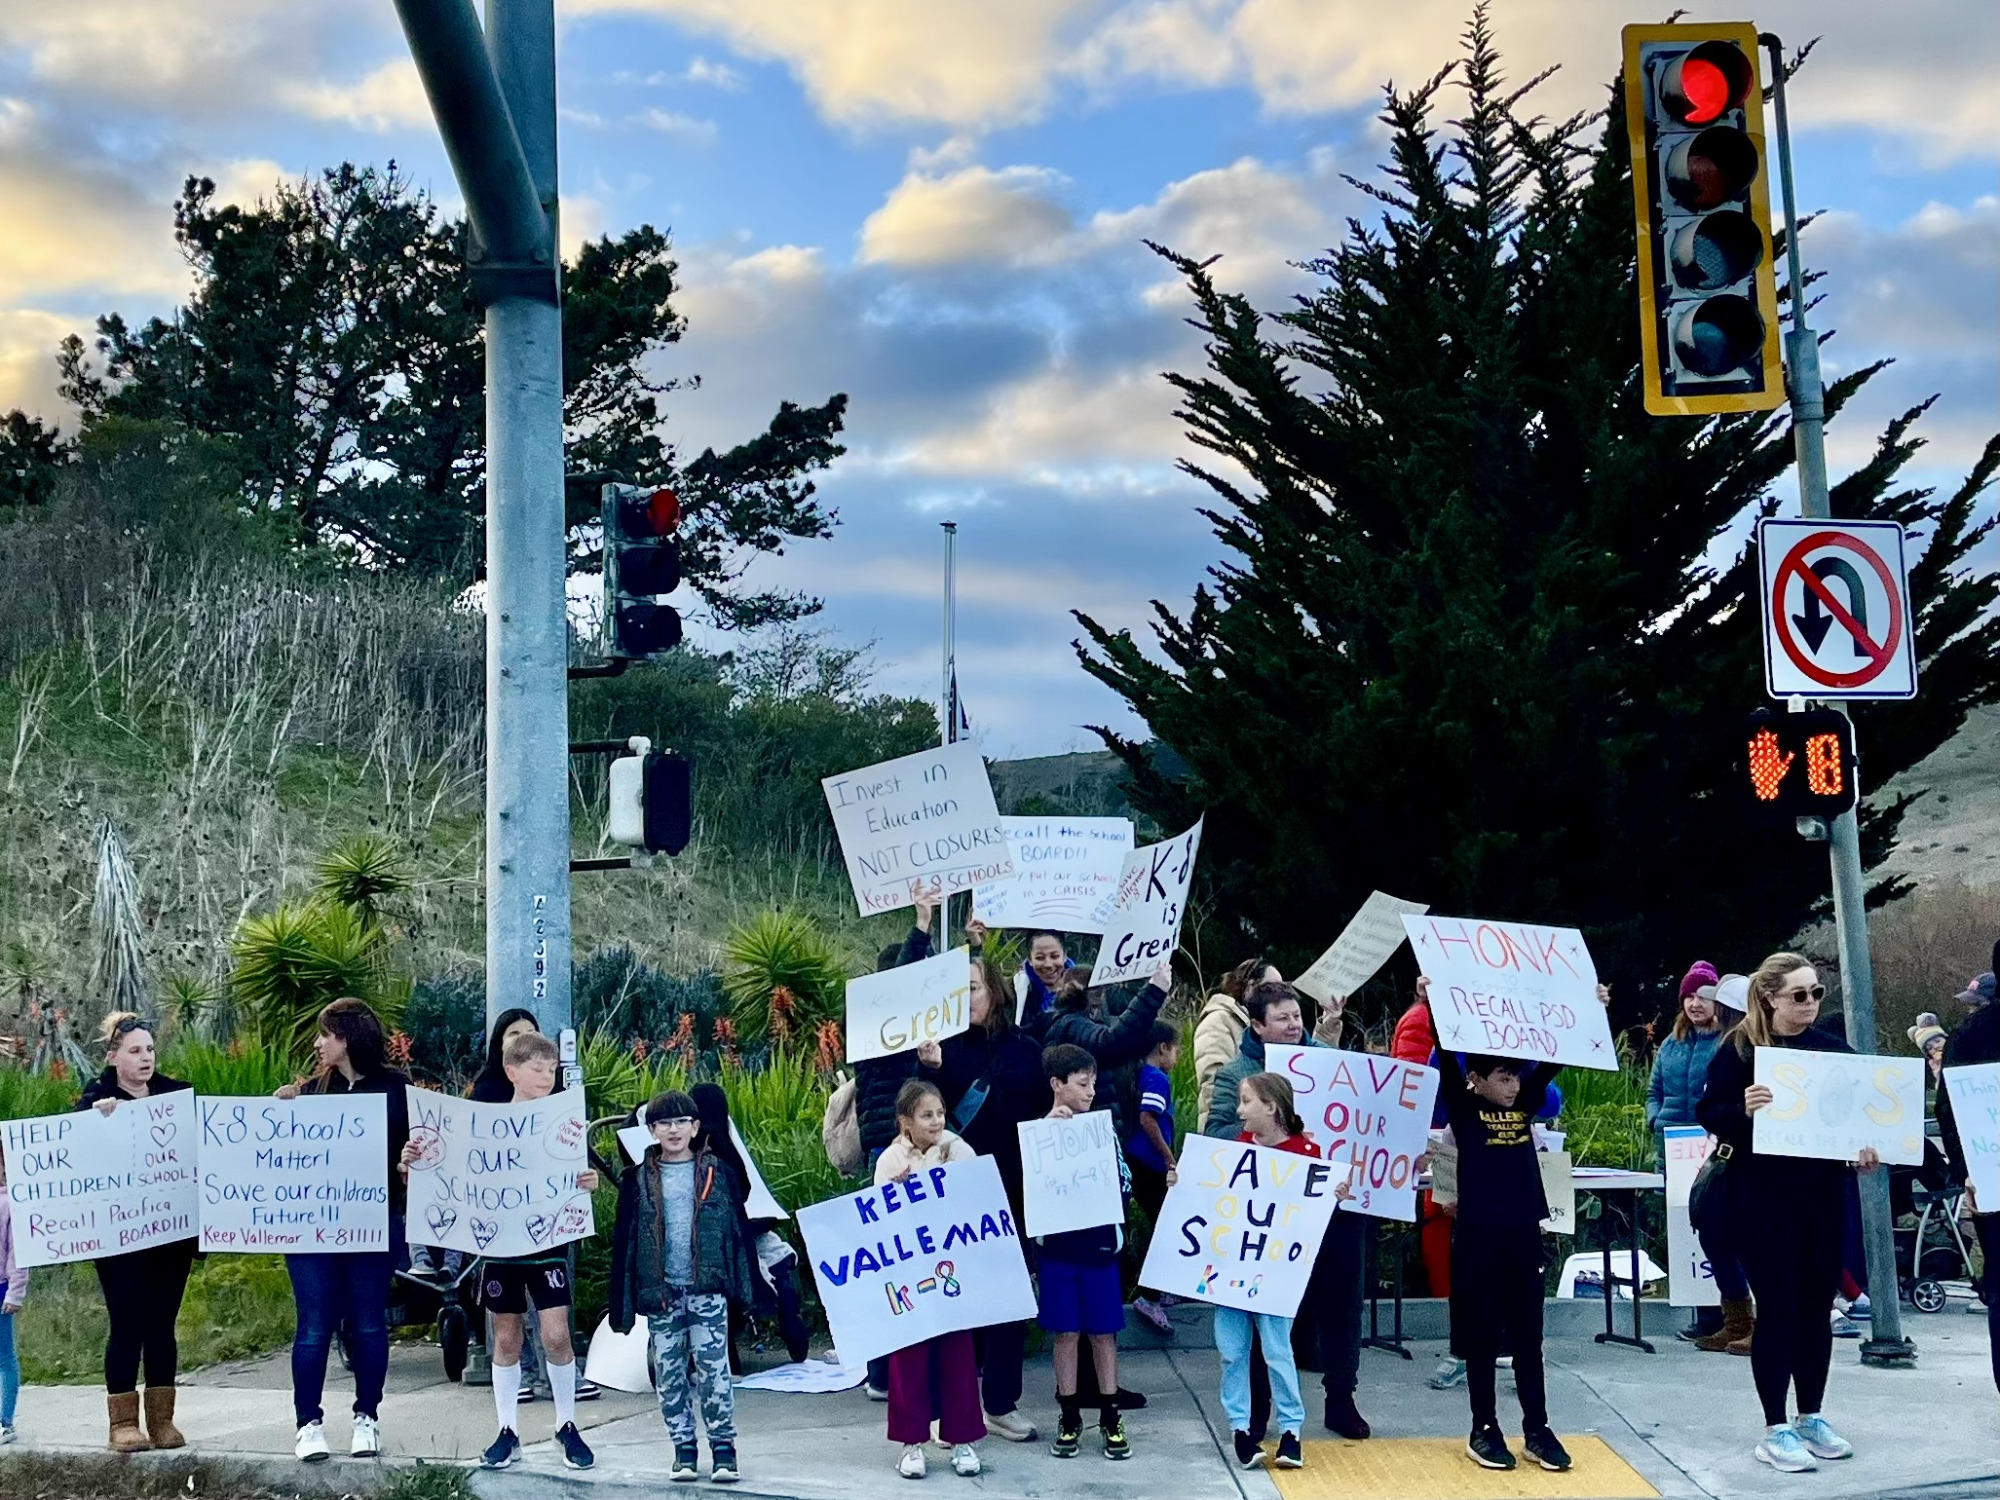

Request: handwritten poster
left=1403, top=915, right=1616, bottom=1070
left=1269, top=1045, right=1438, bottom=1222
left=1538, top=1151, right=1576, bottom=1234
left=823, top=742, right=1014, bottom=916
left=1088, top=819, right=1204, bottom=987
left=1944, top=1063, right=2000, bottom=1212
left=1662, top=1126, right=1719, bottom=1307
left=1752, top=1048, right=1925, bottom=1165
left=1016, top=1110, right=1123, bottom=1237
left=973, top=817, right=1134, bottom=933
left=844, top=947, right=971, bottom=1065
left=618, top=1114, right=789, bottom=1221
left=402, top=1086, right=594, bottom=1259
left=796, top=1155, right=1036, bottom=1365
left=1294, top=892, right=1430, bottom=1005
left=2, top=1093, right=199, bottom=1268
left=196, top=1094, right=390, bottom=1254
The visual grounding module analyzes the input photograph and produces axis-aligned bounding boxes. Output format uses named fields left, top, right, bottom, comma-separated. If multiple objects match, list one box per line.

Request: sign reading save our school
left=1402, top=914, right=1616, bottom=1071
left=402, top=1086, right=595, bottom=1260
left=1752, top=1047, right=1925, bottom=1166
left=822, top=741, right=1014, bottom=916
left=2, top=1093, right=200, bottom=1268
left=197, top=1094, right=390, bottom=1253
left=1757, top=517, right=1916, bottom=701
left=797, top=1154, right=1035, bottom=1366
left=1268, top=1045, right=1438, bottom=1223
left=843, top=946, right=972, bottom=1065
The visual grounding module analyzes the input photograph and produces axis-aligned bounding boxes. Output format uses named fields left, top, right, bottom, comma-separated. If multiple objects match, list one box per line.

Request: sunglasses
left=1778, top=984, right=1826, bottom=1004
left=109, top=1019, right=151, bottom=1038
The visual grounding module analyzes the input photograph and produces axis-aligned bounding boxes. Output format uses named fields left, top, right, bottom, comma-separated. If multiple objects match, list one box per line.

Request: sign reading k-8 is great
left=1757, top=518, right=1916, bottom=700
left=823, top=741, right=1014, bottom=916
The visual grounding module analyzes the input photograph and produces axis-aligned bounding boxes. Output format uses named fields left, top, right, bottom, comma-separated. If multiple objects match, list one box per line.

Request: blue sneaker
left=481, top=1427, right=522, bottom=1470
left=1794, top=1414, right=1853, bottom=1461
left=1755, top=1425, right=1816, bottom=1473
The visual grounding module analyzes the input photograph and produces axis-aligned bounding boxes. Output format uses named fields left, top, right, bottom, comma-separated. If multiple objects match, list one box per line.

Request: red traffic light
left=646, top=487, right=681, bottom=535
left=1661, top=40, right=1753, bottom=125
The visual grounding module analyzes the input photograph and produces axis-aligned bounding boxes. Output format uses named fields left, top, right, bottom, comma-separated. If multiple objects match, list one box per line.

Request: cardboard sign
left=1538, top=1150, right=1576, bottom=1234
left=844, top=947, right=971, bottom=1065
left=1269, top=1045, right=1438, bottom=1222
left=1294, top=892, right=1430, bottom=1005
left=402, top=1086, right=595, bottom=1259
left=617, top=1115, right=789, bottom=1221
left=196, top=1094, right=390, bottom=1254
left=796, top=1154, right=1036, bottom=1365
left=1088, top=819, right=1204, bottom=987
left=1944, top=1063, right=2000, bottom=1213
left=823, top=742, right=1014, bottom=916
left=1403, top=914, right=1616, bottom=1071
left=1752, top=1048, right=1925, bottom=1166
left=2, top=1093, right=199, bottom=1268
left=1662, top=1126, right=1719, bottom=1307
left=1425, top=1134, right=1458, bottom=1206
left=1016, top=1110, right=1123, bottom=1237
left=1136, top=1134, right=1343, bottom=1318
left=973, top=817, right=1134, bottom=933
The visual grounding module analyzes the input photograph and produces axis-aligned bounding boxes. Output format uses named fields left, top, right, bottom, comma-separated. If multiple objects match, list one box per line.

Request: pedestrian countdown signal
left=1744, top=708, right=1856, bottom=819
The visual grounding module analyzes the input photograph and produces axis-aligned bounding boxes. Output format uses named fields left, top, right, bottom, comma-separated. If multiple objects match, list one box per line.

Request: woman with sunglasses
left=1697, top=953, right=1880, bottom=1476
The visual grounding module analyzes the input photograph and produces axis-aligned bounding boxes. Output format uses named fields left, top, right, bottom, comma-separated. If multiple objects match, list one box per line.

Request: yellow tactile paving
left=1267, top=1435, right=1659, bottom=1500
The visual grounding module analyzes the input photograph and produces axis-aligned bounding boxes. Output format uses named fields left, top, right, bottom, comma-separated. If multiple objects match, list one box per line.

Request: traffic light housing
left=1743, top=708, right=1856, bottom=820
left=1622, top=23, right=1784, bottom=416
left=601, top=483, right=683, bottom=658
left=608, top=749, right=693, bottom=855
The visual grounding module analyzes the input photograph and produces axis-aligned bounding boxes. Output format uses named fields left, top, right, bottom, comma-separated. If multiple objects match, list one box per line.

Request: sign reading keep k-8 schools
left=1088, top=818, right=1203, bottom=987
left=1268, top=1045, right=1438, bottom=1222
left=401, top=1086, right=595, bottom=1260
left=822, top=741, right=1014, bottom=916
left=1403, top=914, right=1617, bottom=1070
left=197, top=1094, right=390, bottom=1253
left=844, top=946, right=972, bottom=1065
left=2, top=1093, right=199, bottom=1269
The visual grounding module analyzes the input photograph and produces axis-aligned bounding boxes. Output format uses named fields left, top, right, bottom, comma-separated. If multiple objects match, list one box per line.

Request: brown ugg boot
left=1695, top=1298, right=1753, bottom=1353
left=107, top=1391, right=151, bottom=1452
left=143, top=1386, right=186, bottom=1449
left=1725, top=1308, right=1756, bottom=1356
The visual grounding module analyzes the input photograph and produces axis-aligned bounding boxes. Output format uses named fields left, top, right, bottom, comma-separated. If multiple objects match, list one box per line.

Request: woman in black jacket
left=468, top=1008, right=541, bottom=1103
left=77, top=1013, right=196, bottom=1453
left=1697, top=953, right=1880, bottom=1475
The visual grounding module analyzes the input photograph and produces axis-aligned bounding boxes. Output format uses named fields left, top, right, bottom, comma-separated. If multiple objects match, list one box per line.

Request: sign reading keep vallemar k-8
left=822, top=741, right=1014, bottom=917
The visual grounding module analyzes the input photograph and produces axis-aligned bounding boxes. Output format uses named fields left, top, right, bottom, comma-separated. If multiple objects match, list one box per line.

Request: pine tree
left=1075, top=14, right=1998, bottom=1011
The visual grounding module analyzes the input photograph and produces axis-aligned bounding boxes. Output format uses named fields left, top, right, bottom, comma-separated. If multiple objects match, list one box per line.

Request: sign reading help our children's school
left=1016, top=1110, right=1123, bottom=1238
left=1662, top=1126, right=1719, bottom=1308
left=402, top=1086, right=595, bottom=1259
left=797, top=1154, right=1035, bottom=1366
left=1136, top=1135, right=1343, bottom=1318
left=844, top=946, right=972, bottom=1065
left=1943, top=1064, right=2000, bottom=1213
left=1087, top=818, right=1204, bottom=987
left=1268, top=1046, right=1438, bottom=1223
left=822, top=741, right=1014, bottom=916
left=1293, top=892, right=1430, bottom=1006
left=972, top=816, right=1135, bottom=933
left=1402, top=915, right=1616, bottom=1071
left=1752, top=1048, right=1925, bottom=1166
left=2, top=1093, right=199, bottom=1269
left=196, top=1094, right=389, bottom=1253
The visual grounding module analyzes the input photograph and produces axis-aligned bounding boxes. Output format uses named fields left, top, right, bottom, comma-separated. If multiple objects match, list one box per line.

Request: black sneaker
left=711, top=1442, right=740, bottom=1484
left=1275, top=1432, right=1304, bottom=1470
left=481, top=1428, right=522, bottom=1470
left=576, top=1378, right=602, bottom=1401
left=1233, top=1430, right=1264, bottom=1468
left=556, top=1422, right=595, bottom=1471
left=1052, top=1413, right=1082, bottom=1458
left=670, top=1442, right=700, bottom=1481
left=1523, top=1426, right=1572, bottom=1472
left=1325, top=1392, right=1371, bottom=1440
left=1467, top=1423, right=1516, bottom=1470
left=1101, top=1417, right=1130, bottom=1460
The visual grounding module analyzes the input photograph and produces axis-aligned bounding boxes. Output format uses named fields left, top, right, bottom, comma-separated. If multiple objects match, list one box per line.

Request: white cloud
left=207, top=157, right=294, bottom=210
left=0, top=308, right=88, bottom=417
left=860, top=164, right=1073, bottom=269
left=633, top=107, right=719, bottom=145
left=282, top=57, right=430, bottom=133
left=683, top=56, right=746, bottom=91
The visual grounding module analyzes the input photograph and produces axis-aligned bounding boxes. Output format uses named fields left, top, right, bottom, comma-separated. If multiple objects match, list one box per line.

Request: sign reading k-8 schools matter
left=1752, top=1048, right=1925, bottom=1166
left=197, top=1094, right=390, bottom=1253
left=2, top=1093, right=199, bottom=1268
left=796, top=1154, right=1035, bottom=1366
left=1403, top=914, right=1616, bottom=1070
left=822, top=741, right=1014, bottom=916
left=1943, top=1064, right=2000, bottom=1213
left=1268, top=1045, right=1438, bottom=1222
left=1088, top=818, right=1203, bottom=987
left=1017, top=1110, right=1123, bottom=1238
left=402, top=1086, right=595, bottom=1259
left=973, top=816, right=1134, bottom=933
left=1293, top=892, right=1430, bottom=1006
left=844, top=947, right=972, bottom=1065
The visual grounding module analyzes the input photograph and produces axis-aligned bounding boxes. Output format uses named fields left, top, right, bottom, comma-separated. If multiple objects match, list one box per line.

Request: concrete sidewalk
left=8, top=1302, right=1995, bottom=1500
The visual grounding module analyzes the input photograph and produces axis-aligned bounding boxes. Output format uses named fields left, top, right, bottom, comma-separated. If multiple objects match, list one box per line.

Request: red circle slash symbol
left=1771, top=532, right=1902, bottom=689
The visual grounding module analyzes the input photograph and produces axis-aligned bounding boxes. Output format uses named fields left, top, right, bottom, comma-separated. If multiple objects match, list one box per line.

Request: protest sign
left=1662, top=1126, right=1719, bottom=1306
left=2, top=1093, right=198, bottom=1268
left=1269, top=1045, right=1438, bottom=1222
left=1403, top=914, right=1616, bottom=1070
left=1016, top=1110, right=1123, bottom=1237
left=1136, top=1134, right=1343, bottom=1318
left=618, top=1115, right=789, bottom=1221
left=1425, top=1135, right=1458, bottom=1207
left=1294, top=892, right=1430, bottom=1006
left=1752, top=1048, right=1925, bottom=1166
left=403, top=1086, right=594, bottom=1259
left=1088, top=819, right=1204, bottom=987
left=1538, top=1151, right=1576, bottom=1234
left=973, top=816, right=1134, bottom=933
left=796, top=1154, right=1035, bottom=1366
left=822, top=742, right=1013, bottom=916
left=196, top=1094, right=390, bottom=1253
left=1943, top=1063, right=2000, bottom=1213
left=844, top=947, right=971, bottom=1065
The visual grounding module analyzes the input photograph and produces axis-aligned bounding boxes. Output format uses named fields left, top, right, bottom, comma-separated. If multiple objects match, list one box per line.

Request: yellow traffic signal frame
left=1622, top=21, right=1785, bottom=417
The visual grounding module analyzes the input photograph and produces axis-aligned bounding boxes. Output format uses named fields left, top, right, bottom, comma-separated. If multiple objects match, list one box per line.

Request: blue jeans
left=286, top=1219, right=403, bottom=1427
left=0, top=1307, right=17, bottom=1425
left=1215, top=1308, right=1303, bottom=1437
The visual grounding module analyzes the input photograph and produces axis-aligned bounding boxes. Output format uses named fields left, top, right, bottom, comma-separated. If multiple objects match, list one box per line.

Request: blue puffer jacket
left=1647, top=1028, right=1724, bottom=1131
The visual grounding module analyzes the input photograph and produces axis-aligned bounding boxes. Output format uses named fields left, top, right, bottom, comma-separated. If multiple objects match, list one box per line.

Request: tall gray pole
left=1763, top=34, right=1911, bottom=1366
left=941, top=521, right=959, bottom=747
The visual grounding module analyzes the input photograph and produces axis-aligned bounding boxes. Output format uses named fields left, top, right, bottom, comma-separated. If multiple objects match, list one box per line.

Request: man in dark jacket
left=1935, top=968, right=1998, bottom=1391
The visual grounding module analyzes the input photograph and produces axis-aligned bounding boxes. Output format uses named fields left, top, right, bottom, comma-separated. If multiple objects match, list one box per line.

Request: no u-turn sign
left=1757, top=518, right=1917, bottom=700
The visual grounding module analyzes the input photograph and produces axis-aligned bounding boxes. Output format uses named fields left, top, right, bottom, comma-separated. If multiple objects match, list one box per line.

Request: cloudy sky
left=2, top=1, right=1994, bottom=757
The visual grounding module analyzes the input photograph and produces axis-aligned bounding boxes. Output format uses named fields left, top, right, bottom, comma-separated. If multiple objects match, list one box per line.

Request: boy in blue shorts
left=1037, top=1042, right=1132, bottom=1461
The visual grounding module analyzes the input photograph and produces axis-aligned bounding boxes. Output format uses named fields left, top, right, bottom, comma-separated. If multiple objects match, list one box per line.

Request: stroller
left=1898, top=1183, right=1980, bottom=1315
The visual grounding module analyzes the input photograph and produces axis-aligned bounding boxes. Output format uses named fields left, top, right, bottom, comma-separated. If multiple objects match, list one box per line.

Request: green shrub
left=400, top=971, right=487, bottom=1090
left=0, top=1063, right=76, bottom=1119
left=722, top=910, right=847, bottom=1050
left=229, top=899, right=400, bottom=1061
left=18, top=1256, right=294, bottom=1383
left=160, top=1038, right=299, bottom=1096
left=574, top=945, right=726, bottom=1049
left=313, top=834, right=412, bottom=929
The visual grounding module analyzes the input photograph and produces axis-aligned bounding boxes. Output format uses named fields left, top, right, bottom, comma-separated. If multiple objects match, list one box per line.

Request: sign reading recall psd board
left=1403, top=914, right=1617, bottom=1070
left=2, top=1092, right=200, bottom=1268
left=197, top=1094, right=390, bottom=1253
left=822, top=741, right=1014, bottom=916
left=402, top=1086, right=595, bottom=1259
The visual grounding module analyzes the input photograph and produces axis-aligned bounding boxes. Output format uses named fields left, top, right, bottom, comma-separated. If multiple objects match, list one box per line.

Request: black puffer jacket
left=609, top=1145, right=757, bottom=1329
left=855, top=925, right=933, bottom=1156
left=77, top=1068, right=192, bottom=1108
left=922, top=1023, right=1046, bottom=1206
left=1042, top=977, right=1168, bottom=1140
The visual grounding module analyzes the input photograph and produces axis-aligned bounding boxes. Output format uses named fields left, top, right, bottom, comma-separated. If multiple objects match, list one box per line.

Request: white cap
left=1713, top=974, right=1750, bottom=1014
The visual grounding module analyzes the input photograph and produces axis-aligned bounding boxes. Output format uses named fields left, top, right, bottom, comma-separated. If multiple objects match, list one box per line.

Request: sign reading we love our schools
left=402, top=1086, right=595, bottom=1260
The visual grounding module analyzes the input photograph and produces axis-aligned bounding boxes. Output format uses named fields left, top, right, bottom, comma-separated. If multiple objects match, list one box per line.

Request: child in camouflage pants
left=610, top=1090, right=759, bottom=1483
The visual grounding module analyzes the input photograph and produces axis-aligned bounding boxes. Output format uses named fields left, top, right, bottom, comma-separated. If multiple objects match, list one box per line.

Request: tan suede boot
left=107, top=1391, right=151, bottom=1452
left=143, top=1386, right=186, bottom=1449
left=1725, top=1308, right=1756, bottom=1356
left=1695, top=1298, right=1753, bottom=1353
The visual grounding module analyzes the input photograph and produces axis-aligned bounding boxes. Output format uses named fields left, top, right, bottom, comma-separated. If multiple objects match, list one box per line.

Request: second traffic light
left=608, top=749, right=693, bottom=855
left=1743, top=707, right=1856, bottom=820
left=602, top=483, right=684, bottom=659
left=1622, top=22, right=1784, bottom=417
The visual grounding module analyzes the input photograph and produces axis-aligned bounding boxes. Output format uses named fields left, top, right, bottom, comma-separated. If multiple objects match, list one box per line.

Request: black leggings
left=95, top=1240, right=197, bottom=1394
left=1451, top=1225, right=1546, bottom=1433
left=1739, top=1200, right=1842, bottom=1426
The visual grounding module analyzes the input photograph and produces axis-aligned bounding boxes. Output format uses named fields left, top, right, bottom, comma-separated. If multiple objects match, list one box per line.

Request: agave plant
left=721, top=910, right=848, bottom=1050
left=229, top=899, right=400, bottom=1061
left=161, top=972, right=227, bottom=1041
left=314, top=836, right=412, bottom=930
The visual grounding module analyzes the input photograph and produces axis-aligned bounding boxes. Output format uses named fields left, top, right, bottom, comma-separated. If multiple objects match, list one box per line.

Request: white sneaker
left=898, top=1443, right=927, bottom=1479
left=1427, top=1356, right=1467, bottom=1390
left=985, top=1409, right=1038, bottom=1442
left=351, top=1414, right=381, bottom=1457
left=295, top=1421, right=331, bottom=1463
left=0, top=1422, right=16, bottom=1445
left=1794, top=1414, right=1853, bottom=1461
left=951, top=1444, right=981, bottom=1477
